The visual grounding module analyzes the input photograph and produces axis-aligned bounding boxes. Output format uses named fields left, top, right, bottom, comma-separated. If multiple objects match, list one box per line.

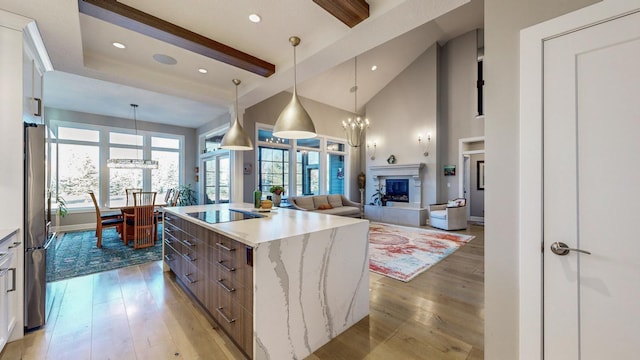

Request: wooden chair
left=155, top=188, right=173, bottom=221
left=125, top=188, right=142, bottom=206
left=169, top=188, right=181, bottom=206
left=123, top=191, right=157, bottom=249
left=88, top=191, right=123, bottom=248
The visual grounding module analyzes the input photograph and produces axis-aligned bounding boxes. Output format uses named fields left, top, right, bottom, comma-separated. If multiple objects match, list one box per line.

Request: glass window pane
left=58, top=127, right=99, bottom=142
left=152, top=137, right=179, bottom=149
left=297, top=138, right=320, bottom=149
left=297, top=150, right=319, bottom=196
left=258, top=129, right=290, bottom=145
left=327, top=141, right=345, bottom=152
left=258, top=146, right=289, bottom=196
left=109, top=148, right=143, bottom=203
left=110, top=132, right=143, bottom=146
left=151, top=150, right=179, bottom=195
left=205, top=133, right=224, bottom=153
left=57, top=144, right=99, bottom=208
left=327, top=154, right=345, bottom=195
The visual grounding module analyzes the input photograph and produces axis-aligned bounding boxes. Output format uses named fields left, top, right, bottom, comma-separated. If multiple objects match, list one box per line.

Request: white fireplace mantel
left=369, top=163, right=424, bottom=179
left=369, top=163, right=425, bottom=207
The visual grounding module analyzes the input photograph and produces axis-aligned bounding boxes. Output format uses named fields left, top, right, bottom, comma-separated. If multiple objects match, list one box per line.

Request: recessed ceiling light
left=198, top=68, right=208, bottom=74
left=112, top=42, right=126, bottom=49
left=249, top=14, right=261, bottom=23
left=152, top=53, right=177, bottom=65
left=371, top=65, right=378, bottom=71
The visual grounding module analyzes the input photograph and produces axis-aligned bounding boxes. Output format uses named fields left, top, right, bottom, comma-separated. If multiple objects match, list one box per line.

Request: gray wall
left=483, top=0, right=599, bottom=358
left=241, top=91, right=362, bottom=203
left=365, top=43, right=440, bottom=207
left=45, top=107, right=198, bottom=229
left=438, top=29, right=485, bottom=202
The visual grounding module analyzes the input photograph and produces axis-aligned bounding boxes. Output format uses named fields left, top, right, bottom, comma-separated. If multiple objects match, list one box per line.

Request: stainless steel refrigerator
left=24, top=123, right=55, bottom=330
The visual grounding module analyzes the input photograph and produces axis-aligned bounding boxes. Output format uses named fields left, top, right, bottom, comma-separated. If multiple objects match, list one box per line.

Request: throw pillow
left=313, top=196, right=330, bottom=208
left=296, top=197, right=315, bottom=210
left=327, top=194, right=343, bottom=208
left=318, top=204, right=333, bottom=210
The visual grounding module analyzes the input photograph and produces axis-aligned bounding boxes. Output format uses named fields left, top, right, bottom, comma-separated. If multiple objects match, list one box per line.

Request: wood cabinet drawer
left=163, top=243, right=181, bottom=274
left=214, top=288, right=253, bottom=356
left=211, top=262, right=252, bottom=313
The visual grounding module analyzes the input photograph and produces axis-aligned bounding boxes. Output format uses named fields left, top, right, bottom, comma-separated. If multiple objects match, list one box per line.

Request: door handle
left=550, top=242, right=592, bottom=256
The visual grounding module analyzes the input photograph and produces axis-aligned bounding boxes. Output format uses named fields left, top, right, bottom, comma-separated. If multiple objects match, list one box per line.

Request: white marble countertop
left=0, top=228, right=18, bottom=244
left=164, top=203, right=368, bottom=247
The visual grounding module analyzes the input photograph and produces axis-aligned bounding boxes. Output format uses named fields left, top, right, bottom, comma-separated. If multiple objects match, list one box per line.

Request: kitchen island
left=162, top=203, right=370, bottom=360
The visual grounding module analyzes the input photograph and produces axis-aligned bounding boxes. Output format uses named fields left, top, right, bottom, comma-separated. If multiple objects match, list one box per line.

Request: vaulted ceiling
left=2, top=0, right=483, bottom=128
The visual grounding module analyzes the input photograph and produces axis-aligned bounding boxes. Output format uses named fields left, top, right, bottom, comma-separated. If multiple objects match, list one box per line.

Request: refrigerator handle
left=8, top=268, right=16, bottom=292
left=8, top=242, right=21, bottom=249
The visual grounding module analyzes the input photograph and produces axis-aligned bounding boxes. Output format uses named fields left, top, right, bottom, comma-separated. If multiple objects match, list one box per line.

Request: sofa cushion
left=327, top=194, right=343, bottom=208
left=430, top=210, right=447, bottom=220
left=316, top=206, right=360, bottom=217
left=313, top=195, right=330, bottom=208
left=296, top=196, right=315, bottom=210
left=317, top=203, right=333, bottom=210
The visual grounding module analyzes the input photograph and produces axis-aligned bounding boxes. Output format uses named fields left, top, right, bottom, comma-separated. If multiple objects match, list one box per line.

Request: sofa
left=288, top=194, right=362, bottom=218
left=428, top=198, right=467, bottom=230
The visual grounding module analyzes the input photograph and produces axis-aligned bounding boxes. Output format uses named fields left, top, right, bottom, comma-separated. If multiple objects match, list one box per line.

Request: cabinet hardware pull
left=164, top=238, right=173, bottom=245
left=216, top=279, right=236, bottom=293
left=164, top=254, right=173, bottom=262
left=216, top=307, right=236, bottom=323
left=183, top=253, right=195, bottom=262
left=8, top=268, right=16, bottom=292
left=216, top=242, right=235, bottom=252
left=184, top=273, right=196, bottom=284
left=8, top=242, right=21, bottom=249
left=184, top=239, right=194, bottom=247
left=217, top=260, right=236, bottom=272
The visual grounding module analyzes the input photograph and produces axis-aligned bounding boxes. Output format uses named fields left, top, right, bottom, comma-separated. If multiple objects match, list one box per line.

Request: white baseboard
left=53, top=223, right=94, bottom=233
left=469, top=216, right=484, bottom=222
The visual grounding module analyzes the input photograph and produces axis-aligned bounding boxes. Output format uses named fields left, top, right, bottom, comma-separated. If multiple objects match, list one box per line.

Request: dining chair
left=123, top=191, right=157, bottom=249
left=170, top=188, right=181, bottom=206
left=88, top=191, right=123, bottom=248
left=125, top=188, right=143, bottom=206
left=155, top=188, right=173, bottom=221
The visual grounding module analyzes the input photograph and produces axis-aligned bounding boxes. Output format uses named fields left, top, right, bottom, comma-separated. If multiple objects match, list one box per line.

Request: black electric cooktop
left=186, top=209, right=264, bottom=224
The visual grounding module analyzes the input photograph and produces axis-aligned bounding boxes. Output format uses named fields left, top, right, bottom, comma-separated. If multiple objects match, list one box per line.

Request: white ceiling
left=2, top=0, right=483, bottom=128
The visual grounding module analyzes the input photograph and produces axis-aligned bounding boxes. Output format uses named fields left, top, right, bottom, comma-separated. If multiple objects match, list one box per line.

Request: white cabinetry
left=0, top=230, right=19, bottom=351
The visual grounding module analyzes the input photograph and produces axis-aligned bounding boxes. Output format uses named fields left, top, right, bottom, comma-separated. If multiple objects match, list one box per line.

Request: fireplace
left=386, top=179, right=409, bottom=202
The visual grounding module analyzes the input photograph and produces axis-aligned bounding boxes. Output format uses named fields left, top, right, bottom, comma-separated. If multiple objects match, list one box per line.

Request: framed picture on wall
left=444, top=165, right=456, bottom=176
left=477, top=161, right=485, bottom=190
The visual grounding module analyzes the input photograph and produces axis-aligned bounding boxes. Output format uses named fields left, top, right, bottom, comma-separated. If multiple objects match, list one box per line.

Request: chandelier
left=342, top=56, right=369, bottom=147
left=107, top=104, right=159, bottom=169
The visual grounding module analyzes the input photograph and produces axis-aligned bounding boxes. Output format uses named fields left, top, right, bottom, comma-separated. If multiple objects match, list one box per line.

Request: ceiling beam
left=78, top=0, right=276, bottom=77
left=312, top=0, right=369, bottom=28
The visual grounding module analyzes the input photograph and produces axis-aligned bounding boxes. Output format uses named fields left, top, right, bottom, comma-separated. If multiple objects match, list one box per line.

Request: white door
left=543, top=10, right=640, bottom=359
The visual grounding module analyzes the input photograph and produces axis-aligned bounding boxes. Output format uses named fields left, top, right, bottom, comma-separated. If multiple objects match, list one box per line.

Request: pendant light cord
left=293, top=43, right=297, bottom=91
left=354, top=56, right=358, bottom=113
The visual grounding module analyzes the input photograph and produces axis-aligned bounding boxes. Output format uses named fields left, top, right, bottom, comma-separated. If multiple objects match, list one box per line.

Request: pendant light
left=220, top=79, right=253, bottom=150
left=342, top=56, right=369, bottom=147
left=273, top=36, right=316, bottom=139
left=107, top=104, right=159, bottom=169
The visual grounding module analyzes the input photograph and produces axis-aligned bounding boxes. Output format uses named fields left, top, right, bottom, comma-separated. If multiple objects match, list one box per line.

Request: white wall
left=365, top=43, right=439, bottom=207
left=484, top=0, right=599, bottom=358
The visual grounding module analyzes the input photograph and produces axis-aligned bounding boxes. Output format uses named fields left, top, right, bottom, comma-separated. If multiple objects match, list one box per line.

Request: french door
left=203, top=153, right=230, bottom=204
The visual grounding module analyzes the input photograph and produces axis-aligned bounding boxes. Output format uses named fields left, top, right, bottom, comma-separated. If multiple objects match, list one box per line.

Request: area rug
left=369, top=222, right=475, bottom=282
left=51, top=227, right=163, bottom=282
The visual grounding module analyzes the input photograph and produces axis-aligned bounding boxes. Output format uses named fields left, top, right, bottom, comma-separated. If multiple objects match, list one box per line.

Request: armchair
left=428, top=199, right=467, bottom=230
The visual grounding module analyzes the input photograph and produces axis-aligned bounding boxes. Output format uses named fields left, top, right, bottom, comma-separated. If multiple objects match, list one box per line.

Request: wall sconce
left=418, top=133, right=431, bottom=157
left=367, top=142, right=377, bottom=160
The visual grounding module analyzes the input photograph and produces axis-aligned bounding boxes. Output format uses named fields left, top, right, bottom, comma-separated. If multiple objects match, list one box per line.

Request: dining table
left=108, top=200, right=168, bottom=244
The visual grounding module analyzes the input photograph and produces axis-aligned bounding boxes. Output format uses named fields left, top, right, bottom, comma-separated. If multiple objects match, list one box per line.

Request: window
left=49, top=121, right=183, bottom=210
left=256, top=126, right=348, bottom=198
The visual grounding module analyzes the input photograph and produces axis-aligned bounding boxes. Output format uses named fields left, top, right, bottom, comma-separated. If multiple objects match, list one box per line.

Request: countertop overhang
left=164, top=203, right=368, bottom=247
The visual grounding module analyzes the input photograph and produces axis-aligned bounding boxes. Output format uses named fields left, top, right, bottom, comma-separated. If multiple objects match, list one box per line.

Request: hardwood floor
left=0, top=224, right=483, bottom=360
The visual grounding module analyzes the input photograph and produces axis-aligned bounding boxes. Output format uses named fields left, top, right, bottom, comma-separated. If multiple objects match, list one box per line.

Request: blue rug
left=51, top=226, right=163, bottom=282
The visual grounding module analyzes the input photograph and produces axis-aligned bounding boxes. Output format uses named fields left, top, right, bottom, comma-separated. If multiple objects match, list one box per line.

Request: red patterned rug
left=369, top=222, right=475, bottom=282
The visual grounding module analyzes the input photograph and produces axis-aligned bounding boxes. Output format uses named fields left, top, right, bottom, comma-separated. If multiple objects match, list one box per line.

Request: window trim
left=49, top=120, right=184, bottom=212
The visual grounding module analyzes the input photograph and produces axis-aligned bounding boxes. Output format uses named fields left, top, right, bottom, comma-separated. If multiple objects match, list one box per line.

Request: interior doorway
left=459, top=137, right=485, bottom=223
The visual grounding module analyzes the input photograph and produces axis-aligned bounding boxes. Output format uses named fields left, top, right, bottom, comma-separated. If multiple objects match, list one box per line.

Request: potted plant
left=269, top=185, right=285, bottom=207
left=176, top=184, right=198, bottom=206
